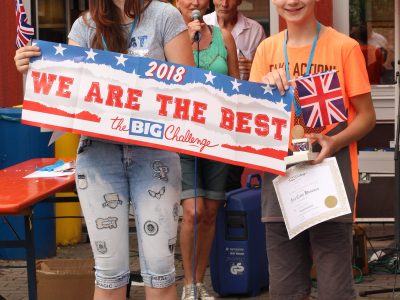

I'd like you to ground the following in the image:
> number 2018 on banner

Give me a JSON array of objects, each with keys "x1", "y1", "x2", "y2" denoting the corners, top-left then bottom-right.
[{"x1": 145, "y1": 61, "x2": 186, "y2": 83}]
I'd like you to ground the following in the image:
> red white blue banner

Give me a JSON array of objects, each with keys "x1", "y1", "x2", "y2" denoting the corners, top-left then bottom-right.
[{"x1": 22, "y1": 40, "x2": 294, "y2": 175}]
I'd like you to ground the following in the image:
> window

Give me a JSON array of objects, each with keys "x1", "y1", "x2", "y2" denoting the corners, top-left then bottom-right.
[{"x1": 37, "y1": 0, "x2": 68, "y2": 43}]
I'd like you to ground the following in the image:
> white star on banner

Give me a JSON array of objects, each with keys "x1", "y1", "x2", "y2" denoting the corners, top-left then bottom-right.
[
  {"x1": 277, "y1": 98, "x2": 288, "y2": 111},
  {"x1": 132, "y1": 69, "x2": 140, "y2": 79},
  {"x1": 54, "y1": 44, "x2": 66, "y2": 56},
  {"x1": 262, "y1": 84, "x2": 274, "y2": 95},
  {"x1": 85, "y1": 48, "x2": 98, "y2": 61},
  {"x1": 115, "y1": 54, "x2": 128, "y2": 66},
  {"x1": 204, "y1": 71, "x2": 216, "y2": 84},
  {"x1": 231, "y1": 78, "x2": 242, "y2": 92}
]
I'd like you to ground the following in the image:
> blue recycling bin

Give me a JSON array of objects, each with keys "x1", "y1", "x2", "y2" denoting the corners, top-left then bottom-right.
[
  {"x1": 0, "y1": 108, "x2": 56, "y2": 259},
  {"x1": 210, "y1": 174, "x2": 269, "y2": 297}
]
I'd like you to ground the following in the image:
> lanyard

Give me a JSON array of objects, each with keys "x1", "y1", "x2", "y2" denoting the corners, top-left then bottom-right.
[
  {"x1": 101, "y1": 17, "x2": 138, "y2": 51},
  {"x1": 284, "y1": 22, "x2": 320, "y2": 117},
  {"x1": 284, "y1": 22, "x2": 320, "y2": 81}
]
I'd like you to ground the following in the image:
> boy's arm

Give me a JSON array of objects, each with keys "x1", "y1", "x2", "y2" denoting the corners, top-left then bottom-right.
[{"x1": 308, "y1": 92, "x2": 376, "y2": 164}]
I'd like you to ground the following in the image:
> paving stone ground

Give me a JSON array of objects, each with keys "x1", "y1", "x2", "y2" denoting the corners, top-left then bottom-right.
[{"x1": 1, "y1": 223, "x2": 400, "y2": 299}]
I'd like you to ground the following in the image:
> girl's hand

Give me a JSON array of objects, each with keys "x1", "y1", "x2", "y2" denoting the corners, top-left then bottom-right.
[
  {"x1": 14, "y1": 46, "x2": 41, "y2": 74},
  {"x1": 261, "y1": 68, "x2": 290, "y2": 95}
]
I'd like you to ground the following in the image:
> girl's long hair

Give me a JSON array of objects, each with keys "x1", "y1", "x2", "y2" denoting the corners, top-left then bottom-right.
[{"x1": 87, "y1": 0, "x2": 147, "y2": 53}]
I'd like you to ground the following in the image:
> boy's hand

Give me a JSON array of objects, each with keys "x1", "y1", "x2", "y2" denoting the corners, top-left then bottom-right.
[
  {"x1": 261, "y1": 68, "x2": 290, "y2": 95},
  {"x1": 307, "y1": 133, "x2": 337, "y2": 164}
]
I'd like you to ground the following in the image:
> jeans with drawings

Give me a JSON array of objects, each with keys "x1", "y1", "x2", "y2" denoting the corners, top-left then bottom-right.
[{"x1": 76, "y1": 138, "x2": 181, "y2": 289}]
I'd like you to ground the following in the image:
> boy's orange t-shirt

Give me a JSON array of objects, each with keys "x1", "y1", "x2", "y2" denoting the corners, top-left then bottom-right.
[{"x1": 250, "y1": 26, "x2": 371, "y2": 221}]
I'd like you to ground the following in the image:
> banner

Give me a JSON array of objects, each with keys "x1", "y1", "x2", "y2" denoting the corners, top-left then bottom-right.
[{"x1": 22, "y1": 40, "x2": 294, "y2": 175}]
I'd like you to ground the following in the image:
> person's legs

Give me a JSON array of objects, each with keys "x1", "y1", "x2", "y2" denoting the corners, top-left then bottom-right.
[
  {"x1": 180, "y1": 197, "x2": 205, "y2": 286},
  {"x1": 145, "y1": 285, "x2": 177, "y2": 299},
  {"x1": 180, "y1": 154, "x2": 206, "y2": 289},
  {"x1": 129, "y1": 146, "x2": 182, "y2": 300},
  {"x1": 195, "y1": 199, "x2": 221, "y2": 283},
  {"x1": 76, "y1": 139, "x2": 130, "y2": 300},
  {"x1": 309, "y1": 222, "x2": 356, "y2": 300},
  {"x1": 179, "y1": 156, "x2": 228, "y2": 299},
  {"x1": 266, "y1": 223, "x2": 312, "y2": 300},
  {"x1": 194, "y1": 160, "x2": 229, "y2": 299},
  {"x1": 93, "y1": 287, "x2": 126, "y2": 300}
]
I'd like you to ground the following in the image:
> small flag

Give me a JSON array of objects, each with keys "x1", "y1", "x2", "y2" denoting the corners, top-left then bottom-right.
[
  {"x1": 15, "y1": 0, "x2": 34, "y2": 48},
  {"x1": 296, "y1": 71, "x2": 347, "y2": 128}
]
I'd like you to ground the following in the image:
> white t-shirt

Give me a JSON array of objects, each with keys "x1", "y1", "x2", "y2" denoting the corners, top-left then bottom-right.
[{"x1": 203, "y1": 11, "x2": 266, "y2": 60}]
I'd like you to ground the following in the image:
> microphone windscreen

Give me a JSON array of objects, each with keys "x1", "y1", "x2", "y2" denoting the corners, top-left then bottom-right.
[{"x1": 191, "y1": 9, "x2": 201, "y2": 21}]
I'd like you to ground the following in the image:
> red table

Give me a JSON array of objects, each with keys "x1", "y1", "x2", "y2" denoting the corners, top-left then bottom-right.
[{"x1": 0, "y1": 158, "x2": 75, "y2": 300}]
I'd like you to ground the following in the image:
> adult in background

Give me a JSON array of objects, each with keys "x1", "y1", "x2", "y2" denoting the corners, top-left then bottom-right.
[
  {"x1": 204, "y1": 0, "x2": 265, "y2": 81},
  {"x1": 15, "y1": 0, "x2": 194, "y2": 299},
  {"x1": 176, "y1": 0, "x2": 239, "y2": 299},
  {"x1": 204, "y1": 0, "x2": 266, "y2": 191}
]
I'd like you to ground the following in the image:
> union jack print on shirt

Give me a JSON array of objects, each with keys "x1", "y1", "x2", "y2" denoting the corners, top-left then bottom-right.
[
  {"x1": 296, "y1": 71, "x2": 347, "y2": 128},
  {"x1": 15, "y1": 0, "x2": 34, "y2": 48}
]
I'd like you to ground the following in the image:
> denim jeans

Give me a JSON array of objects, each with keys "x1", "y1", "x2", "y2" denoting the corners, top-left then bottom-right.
[{"x1": 76, "y1": 138, "x2": 181, "y2": 289}]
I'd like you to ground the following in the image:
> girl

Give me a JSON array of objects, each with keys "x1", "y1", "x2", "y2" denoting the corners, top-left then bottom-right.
[{"x1": 15, "y1": 1, "x2": 195, "y2": 299}]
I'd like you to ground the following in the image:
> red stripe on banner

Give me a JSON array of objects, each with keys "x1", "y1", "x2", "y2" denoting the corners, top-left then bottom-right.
[
  {"x1": 23, "y1": 100, "x2": 101, "y2": 122},
  {"x1": 21, "y1": 119, "x2": 286, "y2": 175},
  {"x1": 221, "y1": 144, "x2": 287, "y2": 160}
]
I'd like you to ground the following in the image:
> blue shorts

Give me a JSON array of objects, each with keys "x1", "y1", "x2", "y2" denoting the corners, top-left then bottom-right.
[
  {"x1": 76, "y1": 138, "x2": 181, "y2": 289},
  {"x1": 180, "y1": 154, "x2": 230, "y2": 200}
]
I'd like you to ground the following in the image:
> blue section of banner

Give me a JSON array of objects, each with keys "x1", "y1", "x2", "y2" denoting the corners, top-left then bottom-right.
[{"x1": 31, "y1": 39, "x2": 293, "y2": 110}]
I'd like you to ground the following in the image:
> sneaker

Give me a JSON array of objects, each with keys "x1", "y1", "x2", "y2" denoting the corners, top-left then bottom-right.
[
  {"x1": 181, "y1": 284, "x2": 198, "y2": 300},
  {"x1": 196, "y1": 283, "x2": 215, "y2": 300}
]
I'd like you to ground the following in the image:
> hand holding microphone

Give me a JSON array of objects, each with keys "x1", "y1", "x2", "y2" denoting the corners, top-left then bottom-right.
[{"x1": 190, "y1": 9, "x2": 202, "y2": 42}]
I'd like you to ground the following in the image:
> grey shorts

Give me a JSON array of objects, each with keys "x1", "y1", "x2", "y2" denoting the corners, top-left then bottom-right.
[
  {"x1": 265, "y1": 222, "x2": 356, "y2": 300},
  {"x1": 180, "y1": 154, "x2": 230, "y2": 200}
]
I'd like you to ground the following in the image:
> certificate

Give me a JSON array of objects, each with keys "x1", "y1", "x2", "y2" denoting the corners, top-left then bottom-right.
[{"x1": 273, "y1": 157, "x2": 351, "y2": 239}]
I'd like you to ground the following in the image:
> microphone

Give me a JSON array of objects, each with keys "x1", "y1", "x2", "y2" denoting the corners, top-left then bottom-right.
[
  {"x1": 191, "y1": 9, "x2": 201, "y2": 42},
  {"x1": 192, "y1": 9, "x2": 201, "y2": 21}
]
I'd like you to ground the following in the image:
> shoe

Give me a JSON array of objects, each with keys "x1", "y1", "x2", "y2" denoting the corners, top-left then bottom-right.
[
  {"x1": 196, "y1": 283, "x2": 215, "y2": 300},
  {"x1": 181, "y1": 284, "x2": 198, "y2": 300}
]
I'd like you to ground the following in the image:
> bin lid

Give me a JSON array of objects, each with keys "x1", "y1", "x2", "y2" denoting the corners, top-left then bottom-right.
[{"x1": 0, "y1": 108, "x2": 22, "y2": 122}]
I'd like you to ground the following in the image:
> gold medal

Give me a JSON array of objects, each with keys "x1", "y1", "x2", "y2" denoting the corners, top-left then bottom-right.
[
  {"x1": 324, "y1": 196, "x2": 338, "y2": 208},
  {"x1": 292, "y1": 125, "x2": 305, "y2": 139}
]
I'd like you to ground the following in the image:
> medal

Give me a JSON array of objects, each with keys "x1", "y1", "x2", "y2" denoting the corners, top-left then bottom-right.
[{"x1": 292, "y1": 124, "x2": 305, "y2": 139}]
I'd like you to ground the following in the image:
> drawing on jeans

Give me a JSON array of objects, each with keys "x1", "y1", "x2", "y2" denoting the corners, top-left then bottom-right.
[
  {"x1": 144, "y1": 220, "x2": 159, "y2": 236},
  {"x1": 152, "y1": 160, "x2": 169, "y2": 181},
  {"x1": 102, "y1": 193, "x2": 123, "y2": 209},
  {"x1": 148, "y1": 186, "x2": 166, "y2": 199}
]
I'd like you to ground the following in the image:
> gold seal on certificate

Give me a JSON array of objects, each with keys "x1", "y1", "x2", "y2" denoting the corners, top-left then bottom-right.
[{"x1": 324, "y1": 196, "x2": 338, "y2": 208}]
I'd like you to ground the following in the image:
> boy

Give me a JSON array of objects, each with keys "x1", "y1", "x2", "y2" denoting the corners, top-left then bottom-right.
[{"x1": 250, "y1": 0, "x2": 376, "y2": 299}]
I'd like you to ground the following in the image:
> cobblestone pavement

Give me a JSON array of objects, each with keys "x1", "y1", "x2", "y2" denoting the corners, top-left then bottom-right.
[{"x1": 1, "y1": 223, "x2": 400, "y2": 299}]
